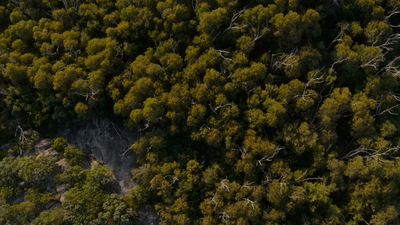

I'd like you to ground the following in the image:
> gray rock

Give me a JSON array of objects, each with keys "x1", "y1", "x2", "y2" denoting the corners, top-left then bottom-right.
[
  {"x1": 21, "y1": 150, "x2": 36, "y2": 158},
  {"x1": 56, "y1": 184, "x2": 69, "y2": 194},
  {"x1": 49, "y1": 188, "x2": 57, "y2": 195},
  {"x1": 45, "y1": 200, "x2": 60, "y2": 210},
  {"x1": 139, "y1": 204, "x2": 159, "y2": 225},
  {"x1": 35, "y1": 139, "x2": 51, "y2": 153},
  {"x1": 60, "y1": 118, "x2": 138, "y2": 194},
  {"x1": 55, "y1": 158, "x2": 69, "y2": 173},
  {"x1": 60, "y1": 194, "x2": 66, "y2": 202},
  {"x1": 37, "y1": 148, "x2": 58, "y2": 158},
  {"x1": 7, "y1": 192, "x2": 26, "y2": 205}
]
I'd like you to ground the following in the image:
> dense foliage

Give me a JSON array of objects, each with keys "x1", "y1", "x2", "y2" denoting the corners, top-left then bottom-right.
[
  {"x1": 0, "y1": 137, "x2": 139, "y2": 224},
  {"x1": 2, "y1": 0, "x2": 400, "y2": 224}
]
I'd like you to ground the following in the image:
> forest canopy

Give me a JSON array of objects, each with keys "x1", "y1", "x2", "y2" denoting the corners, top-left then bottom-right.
[{"x1": 2, "y1": 0, "x2": 400, "y2": 224}]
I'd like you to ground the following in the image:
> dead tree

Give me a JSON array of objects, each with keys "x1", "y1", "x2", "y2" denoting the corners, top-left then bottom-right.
[
  {"x1": 271, "y1": 48, "x2": 298, "y2": 71},
  {"x1": 61, "y1": 0, "x2": 80, "y2": 12},
  {"x1": 207, "y1": 192, "x2": 218, "y2": 208},
  {"x1": 294, "y1": 68, "x2": 325, "y2": 101},
  {"x1": 328, "y1": 24, "x2": 349, "y2": 49},
  {"x1": 296, "y1": 169, "x2": 324, "y2": 182},
  {"x1": 138, "y1": 118, "x2": 151, "y2": 132},
  {"x1": 241, "y1": 181, "x2": 254, "y2": 189},
  {"x1": 340, "y1": 141, "x2": 400, "y2": 164},
  {"x1": 223, "y1": 9, "x2": 246, "y2": 34},
  {"x1": 199, "y1": 124, "x2": 211, "y2": 131},
  {"x1": 243, "y1": 198, "x2": 256, "y2": 210},
  {"x1": 256, "y1": 146, "x2": 284, "y2": 166},
  {"x1": 219, "y1": 211, "x2": 230, "y2": 222},
  {"x1": 164, "y1": 175, "x2": 179, "y2": 184},
  {"x1": 192, "y1": 0, "x2": 198, "y2": 15},
  {"x1": 73, "y1": 75, "x2": 101, "y2": 101},
  {"x1": 220, "y1": 178, "x2": 230, "y2": 192},
  {"x1": 209, "y1": 102, "x2": 235, "y2": 114},
  {"x1": 374, "y1": 93, "x2": 400, "y2": 117},
  {"x1": 377, "y1": 56, "x2": 400, "y2": 77},
  {"x1": 360, "y1": 49, "x2": 385, "y2": 70},
  {"x1": 248, "y1": 22, "x2": 269, "y2": 42},
  {"x1": 216, "y1": 49, "x2": 232, "y2": 61},
  {"x1": 232, "y1": 144, "x2": 247, "y2": 159}
]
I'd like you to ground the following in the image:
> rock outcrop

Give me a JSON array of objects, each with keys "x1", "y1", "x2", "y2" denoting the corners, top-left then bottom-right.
[
  {"x1": 34, "y1": 139, "x2": 51, "y2": 153},
  {"x1": 59, "y1": 119, "x2": 138, "y2": 194},
  {"x1": 140, "y1": 204, "x2": 159, "y2": 225},
  {"x1": 5, "y1": 119, "x2": 159, "y2": 223}
]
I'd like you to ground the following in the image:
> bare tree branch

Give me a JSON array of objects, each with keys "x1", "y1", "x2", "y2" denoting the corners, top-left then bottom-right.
[
  {"x1": 200, "y1": 124, "x2": 211, "y2": 131},
  {"x1": 138, "y1": 118, "x2": 151, "y2": 132},
  {"x1": 216, "y1": 49, "x2": 232, "y2": 61},
  {"x1": 374, "y1": 93, "x2": 400, "y2": 117},
  {"x1": 61, "y1": 0, "x2": 80, "y2": 12},
  {"x1": 207, "y1": 192, "x2": 218, "y2": 208},
  {"x1": 386, "y1": 7, "x2": 400, "y2": 19},
  {"x1": 360, "y1": 50, "x2": 385, "y2": 70},
  {"x1": 271, "y1": 48, "x2": 298, "y2": 71},
  {"x1": 243, "y1": 198, "x2": 256, "y2": 210},
  {"x1": 242, "y1": 181, "x2": 254, "y2": 189},
  {"x1": 294, "y1": 68, "x2": 324, "y2": 101},
  {"x1": 220, "y1": 178, "x2": 230, "y2": 192},
  {"x1": 209, "y1": 102, "x2": 235, "y2": 114},
  {"x1": 256, "y1": 146, "x2": 284, "y2": 166},
  {"x1": 232, "y1": 144, "x2": 247, "y2": 159},
  {"x1": 164, "y1": 175, "x2": 179, "y2": 184},
  {"x1": 248, "y1": 22, "x2": 269, "y2": 42},
  {"x1": 377, "y1": 56, "x2": 400, "y2": 77},
  {"x1": 219, "y1": 211, "x2": 230, "y2": 222},
  {"x1": 223, "y1": 9, "x2": 246, "y2": 34},
  {"x1": 340, "y1": 141, "x2": 400, "y2": 164},
  {"x1": 328, "y1": 24, "x2": 349, "y2": 49},
  {"x1": 192, "y1": 0, "x2": 198, "y2": 15}
]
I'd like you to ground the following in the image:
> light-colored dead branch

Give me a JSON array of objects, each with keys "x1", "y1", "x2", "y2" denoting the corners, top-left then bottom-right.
[
  {"x1": 256, "y1": 146, "x2": 284, "y2": 166},
  {"x1": 164, "y1": 175, "x2": 179, "y2": 184},
  {"x1": 295, "y1": 68, "x2": 324, "y2": 101},
  {"x1": 271, "y1": 48, "x2": 298, "y2": 70},
  {"x1": 328, "y1": 24, "x2": 349, "y2": 49},
  {"x1": 242, "y1": 181, "x2": 254, "y2": 189},
  {"x1": 220, "y1": 178, "x2": 230, "y2": 192},
  {"x1": 223, "y1": 9, "x2": 246, "y2": 34},
  {"x1": 200, "y1": 124, "x2": 211, "y2": 131},
  {"x1": 192, "y1": 0, "x2": 198, "y2": 15},
  {"x1": 207, "y1": 192, "x2": 218, "y2": 208},
  {"x1": 386, "y1": 7, "x2": 400, "y2": 19},
  {"x1": 61, "y1": 0, "x2": 80, "y2": 12},
  {"x1": 377, "y1": 56, "x2": 400, "y2": 77},
  {"x1": 219, "y1": 211, "x2": 230, "y2": 222},
  {"x1": 248, "y1": 22, "x2": 269, "y2": 42},
  {"x1": 216, "y1": 49, "x2": 232, "y2": 61},
  {"x1": 232, "y1": 144, "x2": 247, "y2": 159},
  {"x1": 340, "y1": 141, "x2": 400, "y2": 164},
  {"x1": 374, "y1": 93, "x2": 400, "y2": 117},
  {"x1": 209, "y1": 102, "x2": 235, "y2": 114},
  {"x1": 243, "y1": 198, "x2": 256, "y2": 210},
  {"x1": 138, "y1": 118, "x2": 151, "y2": 132}
]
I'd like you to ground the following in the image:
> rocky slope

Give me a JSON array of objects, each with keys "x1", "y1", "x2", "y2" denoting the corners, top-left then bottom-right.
[{"x1": 59, "y1": 119, "x2": 137, "y2": 194}]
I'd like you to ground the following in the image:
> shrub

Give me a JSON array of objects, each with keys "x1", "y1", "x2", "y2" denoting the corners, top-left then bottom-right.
[
  {"x1": 64, "y1": 146, "x2": 85, "y2": 166},
  {"x1": 50, "y1": 137, "x2": 67, "y2": 151}
]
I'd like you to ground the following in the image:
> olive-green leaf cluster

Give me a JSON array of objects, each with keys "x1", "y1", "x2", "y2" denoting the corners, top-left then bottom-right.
[{"x1": 2, "y1": 0, "x2": 400, "y2": 224}]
